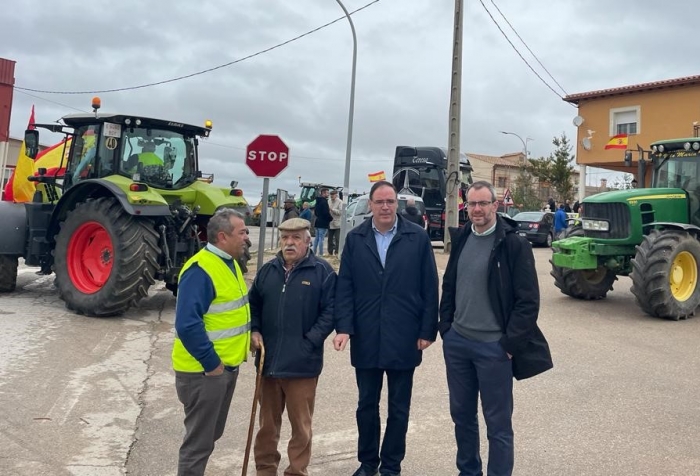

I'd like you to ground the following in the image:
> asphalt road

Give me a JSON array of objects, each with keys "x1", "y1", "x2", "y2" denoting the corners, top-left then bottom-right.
[{"x1": 1, "y1": 245, "x2": 700, "y2": 475}]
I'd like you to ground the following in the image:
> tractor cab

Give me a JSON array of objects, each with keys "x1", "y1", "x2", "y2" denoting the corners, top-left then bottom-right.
[
  {"x1": 648, "y1": 139, "x2": 700, "y2": 226},
  {"x1": 296, "y1": 182, "x2": 343, "y2": 208},
  {"x1": 52, "y1": 113, "x2": 211, "y2": 191}
]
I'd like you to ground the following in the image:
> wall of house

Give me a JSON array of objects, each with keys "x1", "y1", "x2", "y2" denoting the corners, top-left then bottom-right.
[
  {"x1": 574, "y1": 85, "x2": 700, "y2": 172},
  {"x1": 469, "y1": 159, "x2": 494, "y2": 184}
]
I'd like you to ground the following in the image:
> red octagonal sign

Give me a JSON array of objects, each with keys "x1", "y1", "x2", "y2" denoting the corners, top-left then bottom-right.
[{"x1": 246, "y1": 134, "x2": 289, "y2": 178}]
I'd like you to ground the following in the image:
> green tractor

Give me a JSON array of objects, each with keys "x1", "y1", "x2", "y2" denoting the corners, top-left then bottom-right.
[
  {"x1": 0, "y1": 104, "x2": 251, "y2": 316},
  {"x1": 296, "y1": 181, "x2": 343, "y2": 210},
  {"x1": 551, "y1": 137, "x2": 700, "y2": 320}
]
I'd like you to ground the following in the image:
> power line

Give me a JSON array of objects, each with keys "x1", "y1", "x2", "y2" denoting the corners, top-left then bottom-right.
[
  {"x1": 489, "y1": 0, "x2": 568, "y2": 96},
  {"x1": 477, "y1": 0, "x2": 574, "y2": 106},
  {"x1": 14, "y1": 89, "x2": 89, "y2": 113},
  {"x1": 14, "y1": 1, "x2": 380, "y2": 95}
]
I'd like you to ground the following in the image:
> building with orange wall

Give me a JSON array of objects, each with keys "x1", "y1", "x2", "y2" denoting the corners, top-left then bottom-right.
[{"x1": 565, "y1": 75, "x2": 700, "y2": 186}]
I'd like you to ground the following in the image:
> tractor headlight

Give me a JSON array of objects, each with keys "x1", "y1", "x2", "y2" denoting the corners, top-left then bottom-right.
[
  {"x1": 582, "y1": 219, "x2": 610, "y2": 232},
  {"x1": 694, "y1": 142, "x2": 700, "y2": 151}
]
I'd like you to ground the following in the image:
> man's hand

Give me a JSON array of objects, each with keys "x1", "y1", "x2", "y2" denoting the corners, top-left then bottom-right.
[
  {"x1": 507, "y1": 353, "x2": 512, "y2": 360},
  {"x1": 251, "y1": 331, "x2": 263, "y2": 354},
  {"x1": 205, "y1": 362, "x2": 224, "y2": 376},
  {"x1": 333, "y1": 333, "x2": 350, "y2": 351},
  {"x1": 417, "y1": 339, "x2": 433, "y2": 351}
]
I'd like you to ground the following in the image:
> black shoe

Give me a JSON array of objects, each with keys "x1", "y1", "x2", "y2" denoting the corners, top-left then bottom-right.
[
  {"x1": 380, "y1": 473, "x2": 401, "y2": 476},
  {"x1": 352, "y1": 465, "x2": 378, "y2": 476}
]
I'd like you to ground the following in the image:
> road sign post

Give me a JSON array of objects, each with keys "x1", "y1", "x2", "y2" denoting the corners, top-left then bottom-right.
[{"x1": 246, "y1": 135, "x2": 289, "y2": 272}]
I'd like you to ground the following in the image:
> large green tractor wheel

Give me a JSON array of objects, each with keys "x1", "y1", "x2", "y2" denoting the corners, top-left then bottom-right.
[
  {"x1": 53, "y1": 197, "x2": 161, "y2": 316},
  {"x1": 631, "y1": 229, "x2": 700, "y2": 320},
  {"x1": 550, "y1": 226, "x2": 617, "y2": 300},
  {"x1": 0, "y1": 255, "x2": 19, "y2": 292}
]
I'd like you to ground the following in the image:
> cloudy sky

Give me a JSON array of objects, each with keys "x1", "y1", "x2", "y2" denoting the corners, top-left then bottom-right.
[{"x1": 2, "y1": 0, "x2": 698, "y2": 202}]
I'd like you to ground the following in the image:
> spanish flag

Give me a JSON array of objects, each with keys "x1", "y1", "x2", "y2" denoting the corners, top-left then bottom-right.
[
  {"x1": 604, "y1": 134, "x2": 628, "y2": 150},
  {"x1": 368, "y1": 170, "x2": 386, "y2": 182},
  {"x1": 2, "y1": 136, "x2": 72, "y2": 202},
  {"x1": 12, "y1": 106, "x2": 37, "y2": 203},
  {"x1": 35, "y1": 137, "x2": 71, "y2": 174}
]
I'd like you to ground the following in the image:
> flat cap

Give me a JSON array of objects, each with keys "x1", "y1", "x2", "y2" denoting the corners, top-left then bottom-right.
[
  {"x1": 278, "y1": 217, "x2": 311, "y2": 231},
  {"x1": 284, "y1": 198, "x2": 296, "y2": 203}
]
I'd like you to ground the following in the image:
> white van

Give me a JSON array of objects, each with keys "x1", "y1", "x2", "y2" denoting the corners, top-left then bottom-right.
[{"x1": 346, "y1": 193, "x2": 428, "y2": 230}]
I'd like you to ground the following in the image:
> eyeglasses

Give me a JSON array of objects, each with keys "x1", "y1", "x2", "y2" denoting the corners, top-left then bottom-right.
[
  {"x1": 466, "y1": 200, "x2": 494, "y2": 208},
  {"x1": 371, "y1": 199, "x2": 397, "y2": 206}
]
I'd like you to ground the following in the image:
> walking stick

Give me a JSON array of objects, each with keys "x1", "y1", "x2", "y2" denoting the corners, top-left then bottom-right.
[{"x1": 242, "y1": 343, "x2": 265, "y2": 476}]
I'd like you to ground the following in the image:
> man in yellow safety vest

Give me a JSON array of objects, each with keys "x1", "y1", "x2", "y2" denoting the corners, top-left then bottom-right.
[{"x1": 171, "y1": 208, "x2": 251, "y2": 476}]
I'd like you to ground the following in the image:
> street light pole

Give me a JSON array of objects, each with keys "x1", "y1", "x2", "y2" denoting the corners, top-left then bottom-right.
[
  {"x1": 500, "y1": 130, "x2": 532, "y2": 160},
  {"x1": 335, "y1": 0, "x2": 357, "y2": 256}
]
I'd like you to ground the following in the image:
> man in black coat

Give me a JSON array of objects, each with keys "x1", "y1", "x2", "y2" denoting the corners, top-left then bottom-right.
[
  {"x1": 249, "y1": 218, "x2": 336, "y2": 476},
  {"x1": 439, "y1": 181, "x2": 552, "y2": 476},
  {"x1": 401, "y1": 197, "x2": 425, "y2": 229},
  {"x1": 312, "y1": 188, "x2": 333, "y2": 256},
  {"x1": 334, "y1": 181, "x2": 439, "y2": 476}
]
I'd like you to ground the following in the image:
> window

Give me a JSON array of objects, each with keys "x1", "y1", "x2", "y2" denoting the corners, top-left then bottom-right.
[
  {"x1": 497, "y1": 176, "x2": 506, "y2": 188},
  {"x1": 610, "y1": 106, "x2": 640, "y2": 136}
]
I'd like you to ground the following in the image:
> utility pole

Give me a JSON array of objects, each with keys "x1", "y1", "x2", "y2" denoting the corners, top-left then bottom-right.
[{"x1": 444, "y1": 0, "x2": 464, "y2": 254}]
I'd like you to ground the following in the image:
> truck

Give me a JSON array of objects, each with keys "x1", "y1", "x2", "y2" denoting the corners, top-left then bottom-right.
[
  {"x1": 0, "y1": 100, "x2": 251, "y2": 316},
  {"x1": 392, "y1": 146, "x2": 473, "y2": 240},
  {"x1": 551, "y1": 136, "x2": 700, "y2": 320}
]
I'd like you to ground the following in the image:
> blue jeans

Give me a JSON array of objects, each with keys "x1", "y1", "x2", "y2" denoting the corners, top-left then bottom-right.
[
  {"x1": 313, "y1": 228, "x2": 328, "y2": 255},
  {"x1": 442, "y1": 329, "x2": 514, "y2": 476}
]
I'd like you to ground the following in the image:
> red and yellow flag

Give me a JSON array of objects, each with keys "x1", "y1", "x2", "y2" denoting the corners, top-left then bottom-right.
[
  {"x1": 35, "y1": 137, "x2": 71, "y2": 174},
  {"x1": 12, "y1": 106, "x2": 37, "y2": 203},
  {"x1": 368, "y1": 170, "x2": 386, "y2": 182},
  {"x1": 604, "y1": 134, "x2": 628, "y2": 150}
]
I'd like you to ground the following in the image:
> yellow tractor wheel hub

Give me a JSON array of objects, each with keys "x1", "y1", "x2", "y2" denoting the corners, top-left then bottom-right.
[{"x1": 670, "y1": 251, "x2": 698, "y2": 302}]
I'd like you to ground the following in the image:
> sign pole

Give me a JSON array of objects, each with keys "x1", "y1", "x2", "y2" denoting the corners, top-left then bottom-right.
[{"x1": 257, "y1": 177, "x2": 270, "y2": 272}]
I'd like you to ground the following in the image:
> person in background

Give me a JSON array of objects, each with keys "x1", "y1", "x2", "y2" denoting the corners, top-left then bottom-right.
[
  {"x1": 572, "y1": 200, "x2": 580, "y2": 214},
  {"x1": 283, "y1": 199, "x2": 299, "y2": 221},
  {"x1": 401, "y1": 198, "x2": 425, "y2": 229},
  {"x1": 554, "y1": 203, "x2": 568, "y2": 236},
  {"x1": 564, "y1": 200, "x2": 572, "y2": 213},
  {"x1": 312, "y1": 188, "x2": 333, "y2": 256},
  {"x1": 439, "y1": 180, "x2": 552, "y2": 476},
  {"x1": 327, "y1": 190, "x2": 343, "y2": 256},
  {"x1": 334, "y1": 181, "x2": 439, "y2": 476},
  {"x1": 299, "y1": 202, "x2": 313, "y2": 221},
  {"x1": 171, "y1": 209, "x2": 251, "y2": 476},
  {"x1": 249, "y1": 218, "x2": 336, "y2": 476}
]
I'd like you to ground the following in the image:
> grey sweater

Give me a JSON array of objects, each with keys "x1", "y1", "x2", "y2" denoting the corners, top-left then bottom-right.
[{"x1": 452, "y1": 231, "x2": 503, "y2": 342}]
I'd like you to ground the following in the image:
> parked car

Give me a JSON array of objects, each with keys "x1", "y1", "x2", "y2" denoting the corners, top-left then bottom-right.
[
  {"x1": 346, "y1": 193, "x2": 428, "y2": 230},
  {"x1": 512, "y1": 211, "x2": 555, "y2": 247}
]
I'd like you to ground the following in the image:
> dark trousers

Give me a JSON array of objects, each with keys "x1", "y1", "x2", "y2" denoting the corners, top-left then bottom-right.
[
  {"x1": 443, "y1": 329, "x2": 514, "y2": 476},
  {"x1": 175, "y1": 368, "x2": 239, "y2": 476},
  {"x1": 327, "y1": 228, "x2": 340, "y2": 255},
  {"x1": 255, "y1": 377, "x2": 318, "y2": 476},
  {"x1": 355, "y1": 368, "x2": 415, "y2": 474}
]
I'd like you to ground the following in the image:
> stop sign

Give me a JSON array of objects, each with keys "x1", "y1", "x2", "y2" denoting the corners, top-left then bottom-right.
[{"x1": 246, "y1": 135, "x2": 289, "y2": 178}]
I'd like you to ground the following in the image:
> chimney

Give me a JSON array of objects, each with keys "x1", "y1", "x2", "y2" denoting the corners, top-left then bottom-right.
[{"x1": 600, "y1": 178, "x2": 607, "y2": 189}]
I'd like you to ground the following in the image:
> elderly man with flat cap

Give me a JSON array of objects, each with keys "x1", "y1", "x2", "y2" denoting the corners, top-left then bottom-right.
[
  {"x1": 248, "y1": 217, "x2": 337, "y2": 476},
  {"x1": 283, "y1": 198, "x2": 300, "y2": 222}
]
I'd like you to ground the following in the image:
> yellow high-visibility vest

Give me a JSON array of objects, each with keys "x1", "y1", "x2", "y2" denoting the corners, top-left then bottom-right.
[{"x1": 172, "y1": 248, "x2": 250, "y2": 372}]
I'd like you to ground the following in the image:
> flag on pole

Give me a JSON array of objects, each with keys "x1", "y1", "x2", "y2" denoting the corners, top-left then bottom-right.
[
  {"x1": 2, "y1": 136, "x2": 72, "y2": 202},
  {"x1": 604, "y1": 134, "x2": 628, "y2": 150},
  {"x1": 35, "y1": 137, "x2": 71, "y2": 174},
  {"x1": 368, "y1": 170, "x2": 386, "y2": 182},
  {"x1": 11, "y1": 106, "x2": 37, "y2": 203}
]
